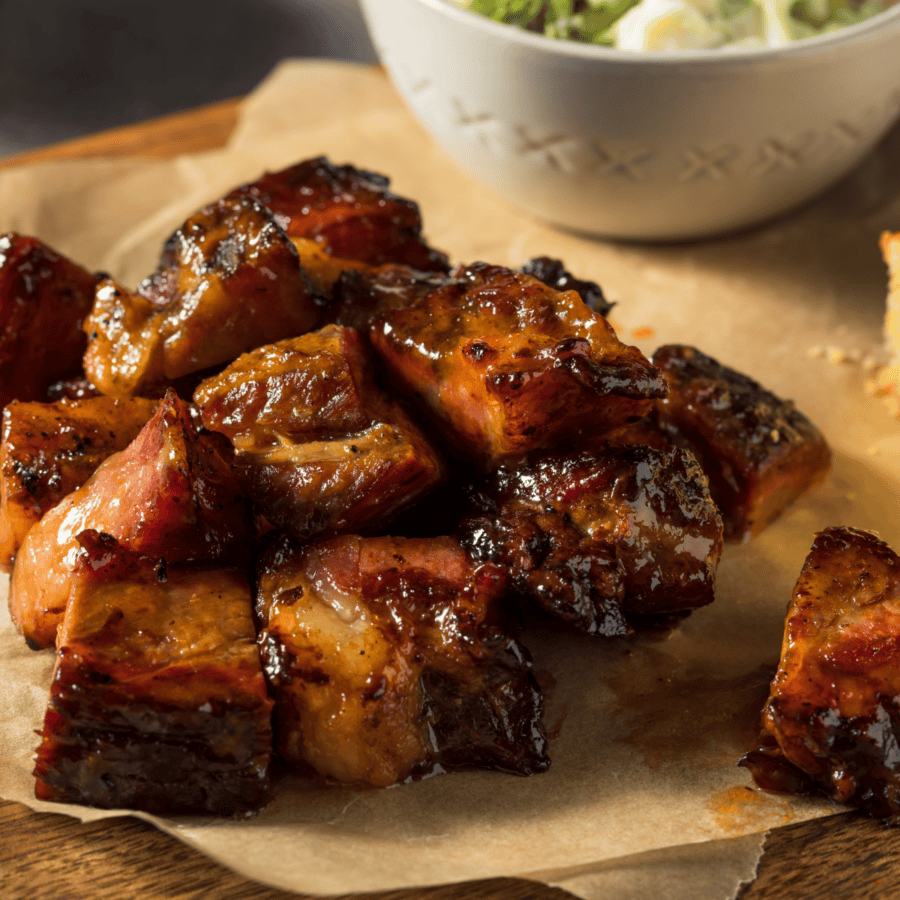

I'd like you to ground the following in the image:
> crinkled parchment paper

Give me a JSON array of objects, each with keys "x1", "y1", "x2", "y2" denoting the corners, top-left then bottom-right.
[{"x1": 2, "y1": 59, "x2": 900, "y2": 900}]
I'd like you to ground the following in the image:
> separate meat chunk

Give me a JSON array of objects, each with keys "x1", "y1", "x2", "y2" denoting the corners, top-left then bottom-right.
[
  {"x1": 230, "y1": 156, "x2": 449, "y2": 273},
  {"x1": 328, "y1": 264, "x2": 452, "y2": 332},
  {"x1": 34, "y1": 531, "x2": 272, "y2": 815},
  {"x1": 0, "y1": 396, "x2": 158, "y2": 570},
  {"x1": 741, "y1": 527, "x2": 900, "y2": 822},
  {"x1": 194, "y1": 325, "x2": 445, "y2": 543},
  {"x1": 9, "y1": 392, "x2": 252, "y2": 649},
  {"x1": 83, "y1": 196, "x2": 321, "y2": 397},
  {"x1": 0, "y1": 234, "x2": 98, "y2": 408},
  {"x1": 461, "y1": 444, "x2": 723, "y2": 636},
  {"x1": 369, "y1": 262, "x2": 667, "y2": 470},
  {"x1": 652, "y1": 345, "x2": 831, "y2": 541},
  {"x1": 256, "y1": 533, "x2": 549, "y2": 787},
  {"x1": 519, "y1": 256, "x2": 614, "y2": 317}
]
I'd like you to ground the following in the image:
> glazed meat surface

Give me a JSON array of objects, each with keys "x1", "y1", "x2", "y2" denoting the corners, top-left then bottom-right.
[
  {"x1": 9, "y1": 392, "x2": 252, "y2": 648},
  {"x1": 256, "y1": 532, "x2": 549, "y2": 786},
  {"x1": 34, "y1": 531, "x2": 272, "y2": 815},
  {"x1": 369, "y1": 262, "x2": 666, "y2": 470},
  {"x1": 194, "y1": 325, "x2": 445, "y2": 542},
  {"x1": 0, "y1": 397, "x2": 159, "y2": 570},
  {"x1": 461, "y1": 444, "x2": 723, "y2": 635},
  {"x1": 519, "y1": 257, "x2": 614, "y2": 318},
  {"x1": 83, "y1": 196, "x2": 321, "y2": 397},
  {"x1": 0, "y1": 234, "x2": 98, "y2": 408},
  {"x1": 741, "y1": 527, "x2": 900, "y2": 822},
  {"x1": 653, "y1": 345, "x2": 831, "y2": 541},
  {"x1": 328, "y1": 264, "x2": 453, "y2": 332},
  {"x1": 230, "y1": 156, "x2": 449, "y2": 273}
]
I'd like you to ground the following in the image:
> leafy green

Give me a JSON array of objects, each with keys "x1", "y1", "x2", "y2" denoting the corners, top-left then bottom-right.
[
  {"x1": 462, "y1": 0, "x2": 889, "y2": 45},
  {"x1": 467, "y1": 0, "x2": 642, "y2": 43}
]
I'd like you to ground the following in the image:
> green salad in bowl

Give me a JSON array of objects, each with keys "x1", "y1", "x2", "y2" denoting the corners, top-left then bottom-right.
[{"x1": 453, "y1": 0, "x2": 891, "y2": 49}]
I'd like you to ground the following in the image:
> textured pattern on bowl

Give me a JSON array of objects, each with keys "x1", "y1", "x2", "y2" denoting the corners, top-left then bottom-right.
[{"x1": 361, "y1": 0, "x2": 900, "y2": 240}]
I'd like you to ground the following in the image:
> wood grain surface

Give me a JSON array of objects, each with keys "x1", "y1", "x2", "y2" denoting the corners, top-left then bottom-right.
[{"x1": 2, "y1": 88, "x2": 900, "y2": 900}]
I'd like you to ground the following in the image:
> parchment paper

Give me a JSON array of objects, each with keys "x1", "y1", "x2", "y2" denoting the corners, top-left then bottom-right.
[{"x1": 2, "y1": 59, "x2": 900, "y2": 899}]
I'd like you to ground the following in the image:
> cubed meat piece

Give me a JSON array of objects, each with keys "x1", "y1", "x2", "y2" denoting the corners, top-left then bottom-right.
[
  {"x1": 9, "y1": 391, "x2": 252, "y2": 648},
  {"x1": 0, "y1": 234, "x2": 98, "y2": 408},
  {"x1": 741, "y1": 527, "x2": 900, "y2": 822},
  {"x1": 83, "y1": 196, "x2": 321, "y2": 397},
  {"x1": 256, "y1": 533, "x2": 549, "y2": 786},
  {"x1": 369, "y1": 262, "x2": 666, "y2": 470},
  {"x1": 328, "y1": 264, "x2": 454, "y2": 332},
  {"x1": 194, "y1": 325, "x2": 445, "y2": 543},
  {"x1": 652, "y1": 345, "x2": 831, "y2": 541},
  {"x1": 460, "y1": 444, "x2": 723, "y2": 635},
  {"x1": 229, "y1": 156, "x2": 449, "y2": 272},
  {"x1": 0, "y1": 396, "x2": 158, "y2": 570},
  {"x1": 518, "y1": 257, "x2": 614, "y2": 317},
  {"x1": 34, "y1": 530, "x2": 272, "y2": 816}
]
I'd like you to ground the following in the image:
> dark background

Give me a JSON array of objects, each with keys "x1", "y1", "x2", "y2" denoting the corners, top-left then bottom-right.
[{"x1": 0, "y1": 0, "x2": 375, "y2": 156}]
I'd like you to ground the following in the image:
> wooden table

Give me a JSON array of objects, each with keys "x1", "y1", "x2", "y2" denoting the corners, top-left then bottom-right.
[{"x1": 2, "y1": 94, "x2": 900, "y2": 900}]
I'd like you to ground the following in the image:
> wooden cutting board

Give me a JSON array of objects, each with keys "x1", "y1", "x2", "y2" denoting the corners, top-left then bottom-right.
[{"x1": 1, "y1": 93, "x2": 900, "y2": 900}]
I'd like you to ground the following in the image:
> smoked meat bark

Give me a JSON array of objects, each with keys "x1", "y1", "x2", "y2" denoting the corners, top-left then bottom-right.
[
  {"x1": 461, "y1": 444, "x2": 723, "y2": 636},
  {"x1": 369, "y1": 262, "x2": 666, "y2": 470},
  {"x1": 83, "y1": 196, "x2": 321, "y2": 397},
  {"x1": 256, "y1": 533, "x2": 549, "y2": 787},
  {"x1": 0, "y1": 234, "x2": 98, "y2": 408},
  {"x1": 34, "y1": 531, "x2": 272, "y2": 816},
  {"x1": 741, "y1": 527, "x2": 900, "y2": 822},
  {"x1": 229, "y1": 156, "x2": 450, "y2": 274},
  {"x1": 518, "y1": 256, "x2": 614, "y2": 317},
  {"x1": 9, "y1": 392, "x2": 252, "y2": 648},
  {"x1": 0, "y1": 397, "x2": 158, "y2": 570},
  {"x1": 194, "y1": 325, "x2": 445, "y2": 543},
  {"x1": 652, "y1": 345, "x2": 831, "y2": 541}
]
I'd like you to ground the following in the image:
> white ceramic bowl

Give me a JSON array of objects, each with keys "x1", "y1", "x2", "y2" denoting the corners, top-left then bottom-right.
[{"x1": 359, "y1": 0, "x2": 900, "y2": 241}]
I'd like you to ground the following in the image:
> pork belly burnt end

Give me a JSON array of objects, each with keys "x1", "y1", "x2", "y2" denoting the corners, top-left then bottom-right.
[
  {"x1": 652, "y1": 345, "x2": 831, "y2": 541},
  {"x1": 9, "y1": 392, "x2": 252, "y2": 649},
  {"x1": 34, "y1": 531, "x2": 272, "y2": 816},
  {"x1": 741, "y1": 527, "x2": 900, "y2": 822},
  {"x1": 83, "y1": 196, "x2": 321, "y2": 397},
  {"x1": 370, "y1": 262, "x2": 666, "y2": 470},
  {"x1": 194, "y1": 325, "x2": 445, "y2": 542},
  {"x1": 461, "y1": 444, "x2": 724, "y2": 636},
  {"x1": 256, "y1": 533, "x2": 549, "y2": 786},
  {"x1": 0, "y1": 234, "x2": 98, "y2": 408},
  {"x1": 0, "y1": 397, "x2": 159, "y2": 570},
  {"x1": 230, "y1": 156, "x2": 449, "y2": 273}
]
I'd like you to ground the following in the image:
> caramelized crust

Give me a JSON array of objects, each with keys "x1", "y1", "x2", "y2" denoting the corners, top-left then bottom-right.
[
  {"x1": 256, "y1": 533, "x2": 549, "y2": 786},
  {"x1": 8, "y1": 392, "x2": 252, "y2": 648},
  {"x1": 0, "y1": 234, "x2": 97, "y2": 408},
  {"x1": 519, "y1": 257, "x2": 614, "y2": 318},
  {"x1": 461, "y1": 444, "x2": 723, "y2": 635},
  {"x1": 741, "y1": 527, "x2": 900, "y2": 822},
  {"x1": 229, "y1": 156, "x2": 449, "y2": 272},
  {"x1": 369, "y1": 262, "x2": 666, "y2": 470},
  {"x1": 82, "y1": 196, "x2": 321, "y2": 397},
  {"x1": 328, "y1": 264, "x2": 453, "y2": 332},
  {"x1": 0, "y1": 397, "x2": 158, "y2": 570},
  {"x1": 34, "y1": 531, "x2": 272, "y2": 815},
  {"x1": 653, "y1": 345, "x2": 831, "y2": 541},
  {"x1": 194, "y1": 325, "x2": 445, "y2": 542}
]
